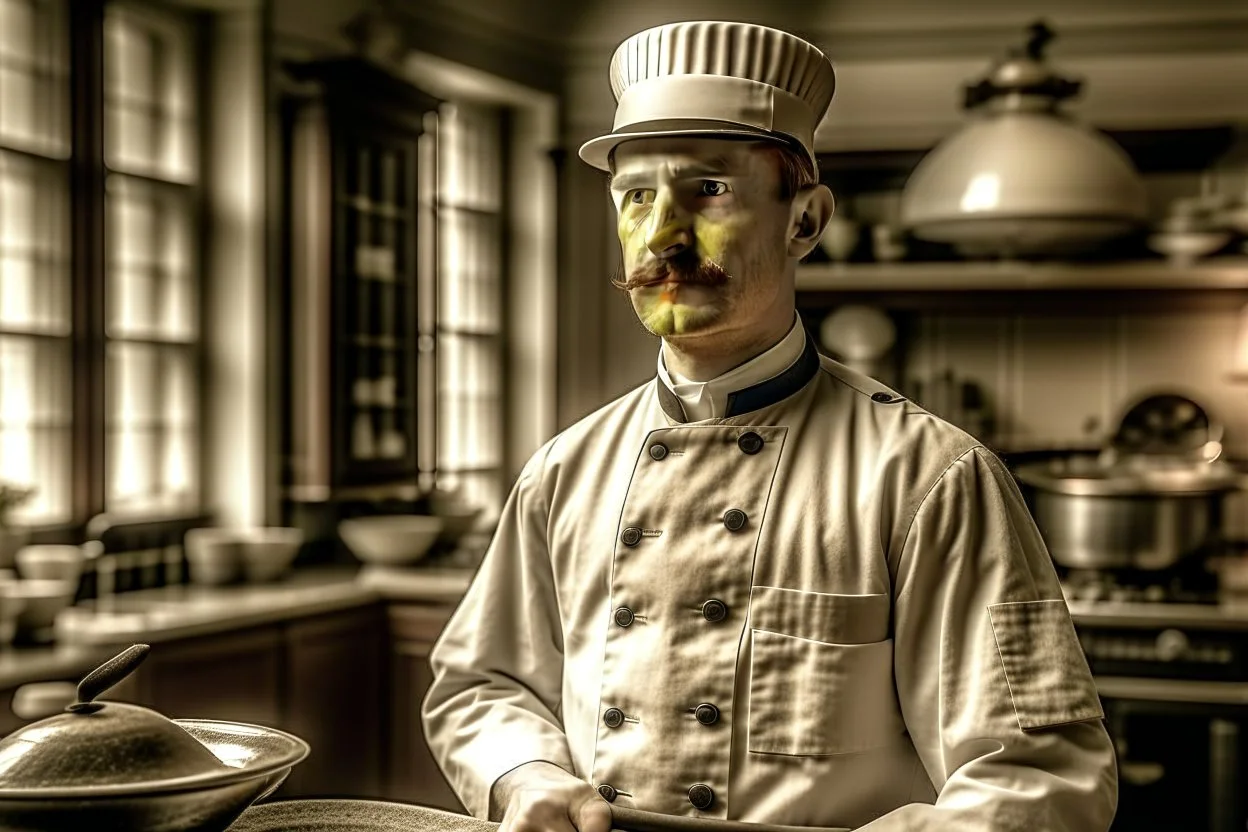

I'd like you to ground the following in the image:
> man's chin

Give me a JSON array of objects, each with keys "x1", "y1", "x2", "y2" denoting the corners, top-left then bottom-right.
[{"x1": 636, "y1": 301, "x2": 722, "y2": 338}]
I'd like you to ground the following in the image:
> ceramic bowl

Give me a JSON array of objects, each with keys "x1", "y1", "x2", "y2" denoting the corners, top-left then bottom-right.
[
  {"x1": 15, "y1": 545, "x2": 85, "y2": 585},
  {"x1": 1147, "y1": 230, "x2": 1233, "y2": 265},
  {"x1": 338, "y1": 515, "x2": 445, "y2": 567},
  {"x1": 0, "y1": 579, "x2": 76, "y2": 642},
  {"x1": 239, "y1": 528, "x2": 304, "y2": 584},
  {"x1": 184, "y1": 528, "x2": 245, "y2": 586},
  {"x1": 818, "y1": 217, "x2": 860, "y2": 262}
]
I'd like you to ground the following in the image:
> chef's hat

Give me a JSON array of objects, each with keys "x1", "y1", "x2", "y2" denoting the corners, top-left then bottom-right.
[{"x1": 578, "y1": 21, "x2": 836, "y2": 173}]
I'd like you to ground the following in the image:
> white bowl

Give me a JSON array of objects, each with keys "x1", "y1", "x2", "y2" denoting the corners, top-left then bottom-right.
[
  {"x1": 338, "y1": 516, "x2": 444, "y2": 567},
  {"x1": 184, "y1": 528, "x2": 245, "y2": 586},
  {"x1": 818, "y1": 217, "x2": 860, "y2": 262},
  {"x1": 1147, "y1": 230, "x2": 1232, "y2": 264},
  {"x1": 2, "y1": 579, "x2": 75, "y2": 642},
  {"x1": 239, "y1": 528, "x2": 304, "y2": 583},
  {"x1": 15, "y1": 545, "x2": 85, "y2": 585},
  {"x1": 185, "y1": 527, "x2": 304, "y2": 585}
]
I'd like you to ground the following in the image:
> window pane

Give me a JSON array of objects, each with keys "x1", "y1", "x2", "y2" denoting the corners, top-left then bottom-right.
[
  {"x1": 0, "y1": 334, "x2": 70, "y2": 523},
  {"x1": 0, "y1": 0, "x2": 69, "y2": 157},
  {"x1": 106, "y1": 342, "x2": 197, "y2": 514},
  {"x1": 105, "y1": 174, "x2": 195, "y2": 341},
  {"x1": 103, "y1": 4, "x2": 196, "y2": 183},
  {"x1": 0, "y1": 151, "x2": 70, "y2": 334}
]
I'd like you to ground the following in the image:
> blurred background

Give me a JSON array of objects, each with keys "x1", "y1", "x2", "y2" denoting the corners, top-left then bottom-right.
[{"x1": 0, "y1": 0, "x2": 1247, "y2": 830}]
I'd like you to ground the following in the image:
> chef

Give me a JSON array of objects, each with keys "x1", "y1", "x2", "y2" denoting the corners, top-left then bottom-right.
[{"x1": 422, "y1": 20, "x2": 1118, "y2": 832}]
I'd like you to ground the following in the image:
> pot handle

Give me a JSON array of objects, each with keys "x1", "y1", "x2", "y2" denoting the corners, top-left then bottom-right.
[{"x1": 610, "y1": 807, "x2": 850, "y2": 832}]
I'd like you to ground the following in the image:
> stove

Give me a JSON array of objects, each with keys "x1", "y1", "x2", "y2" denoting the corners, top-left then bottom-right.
[{"x1": 1057, "y1": 559, "x2": 1248, "y2": 832}]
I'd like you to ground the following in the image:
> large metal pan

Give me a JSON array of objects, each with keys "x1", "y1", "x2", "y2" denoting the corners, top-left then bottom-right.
[{"x1": 229, "y1": 799, "x2": 852, "y2": 832}]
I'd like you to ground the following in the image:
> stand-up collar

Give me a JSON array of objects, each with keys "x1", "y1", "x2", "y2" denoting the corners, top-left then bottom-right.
[{"x1": 656, "y1": 328, "x2": 821, "y2": 423}]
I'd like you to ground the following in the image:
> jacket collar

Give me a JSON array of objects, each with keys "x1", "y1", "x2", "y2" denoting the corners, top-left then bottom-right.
[{"x1": 656, "y1": 329, "x2": 821, "y2": 423}]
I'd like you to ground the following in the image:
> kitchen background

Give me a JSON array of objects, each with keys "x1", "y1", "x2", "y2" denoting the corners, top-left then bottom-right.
[{"x1": 0, "y1": 0, "x2": 1247, "y2": 830}]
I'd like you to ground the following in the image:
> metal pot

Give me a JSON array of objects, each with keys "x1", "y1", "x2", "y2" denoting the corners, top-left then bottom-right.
[
  {"x1": 1013, "y1": 455, "x2": 1243, "y2": 570},
  {"x1": 0, "y1": 644, "x2": 310, "y2": 832}
]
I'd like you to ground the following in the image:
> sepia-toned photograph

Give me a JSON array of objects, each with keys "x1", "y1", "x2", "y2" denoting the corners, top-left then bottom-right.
[{"x1": 0, "y1": 0, "x2": 1245, "y2": 829}]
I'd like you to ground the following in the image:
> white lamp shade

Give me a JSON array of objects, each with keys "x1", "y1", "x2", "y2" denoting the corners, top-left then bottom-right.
[{"x1": 900, "y1": 111, "x2": 1148, "y2": 257}]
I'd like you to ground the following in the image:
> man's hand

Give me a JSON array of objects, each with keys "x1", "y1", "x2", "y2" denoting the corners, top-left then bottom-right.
[{"x1": 492, "y1": 761, "x2": 613, "y2": 832}]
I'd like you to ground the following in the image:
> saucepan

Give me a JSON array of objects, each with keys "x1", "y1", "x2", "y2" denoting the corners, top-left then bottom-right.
[{"x1": 229, "y1": 800, "x2": 853, "y2": 832}]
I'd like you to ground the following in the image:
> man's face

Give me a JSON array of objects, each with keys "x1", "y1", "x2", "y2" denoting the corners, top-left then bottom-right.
[{"x1": 609, "y1": 137, "x2": 795, "y2": 341}]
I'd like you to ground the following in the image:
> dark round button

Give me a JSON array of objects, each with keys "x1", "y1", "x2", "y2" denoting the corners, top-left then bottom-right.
[
  {"x1": 614, "y1": 607, "x2": 635, "y2": 628},
  {"x1": 694, "y1": 703, "x2": 720, "y2": 725},
  {"x1": 621, "y1": 527, "x2": 642, "y2": 547},
  {"x1": 737, "y1": 432, "x2": 764, "y2": 455},
  {"x1": 603, "y1": 707, "x2": 625, "y2": 728},
  {"x1": 688, "y1": 784, "x2": 715, "y2": 810},
  {"x1": 871, "y1": 392, "x2": 894, "y2": 403},
  {"x1": 701, "y1": 599, "x2": 728, "y2": 622},
  {"x1": 722, "y1": 509, "x2": 747, "y2": 532},
  {"x1": 649, "y1": 443, "x2": 669, "y2": 461},
  {"x1": 597, "y1": 784, "x2": 618, "y2": 802}
]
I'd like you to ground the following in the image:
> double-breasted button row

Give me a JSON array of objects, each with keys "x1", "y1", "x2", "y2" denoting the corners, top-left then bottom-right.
[{"x1": 688, "y1": 783, "x2": 715, "y2": 810}]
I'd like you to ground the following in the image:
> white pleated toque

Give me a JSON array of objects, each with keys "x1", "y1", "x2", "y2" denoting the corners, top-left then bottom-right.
[{"x1": 579, "y1": 20, "x2": 836, "y2": 173}]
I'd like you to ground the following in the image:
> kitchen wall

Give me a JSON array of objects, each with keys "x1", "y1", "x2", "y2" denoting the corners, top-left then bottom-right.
[{"x1": 553, "y1": 2, "x2": 1248, "y2": 500}]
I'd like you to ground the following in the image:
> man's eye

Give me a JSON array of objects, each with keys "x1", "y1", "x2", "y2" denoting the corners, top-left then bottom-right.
[
  {"x1": 629, "y1": 189, "x2": 654, "y2": 204},
  {"x1": 700, "y1": 181, "x2": 728, "y2": 197}
]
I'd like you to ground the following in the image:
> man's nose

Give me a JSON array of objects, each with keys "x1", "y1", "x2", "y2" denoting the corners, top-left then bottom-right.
[{"x1": 645, "y1": 191, "x2": 691, "y2": 259}]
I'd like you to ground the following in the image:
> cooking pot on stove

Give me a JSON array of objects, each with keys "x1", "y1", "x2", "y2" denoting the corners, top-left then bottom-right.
[
  {"x1": 0, "y1": 643, "x2": 309, "y2": 832},
  {"x1": 1012, "y1": 393, "x2": 1247, "y2": 571}
]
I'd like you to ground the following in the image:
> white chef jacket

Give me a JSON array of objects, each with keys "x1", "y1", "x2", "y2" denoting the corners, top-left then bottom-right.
[{"x1": 422, "y1": 327, "x2": 1118, "y2": 831}]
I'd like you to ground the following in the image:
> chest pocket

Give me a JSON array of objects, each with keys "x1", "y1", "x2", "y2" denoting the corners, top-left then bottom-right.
[{"x1": 747, "y1": 586, "x2": 905, "y2": 756}]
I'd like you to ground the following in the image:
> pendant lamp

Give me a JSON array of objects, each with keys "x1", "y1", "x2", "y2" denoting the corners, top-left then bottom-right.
[{"x1": 900, "y1": 22, "x2": 1148, "y2": 258}]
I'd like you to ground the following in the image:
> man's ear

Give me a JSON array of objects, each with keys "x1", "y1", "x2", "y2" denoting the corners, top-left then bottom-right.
[{"x1": 787, "y1": 184, "x2": 835, "y2": 259}]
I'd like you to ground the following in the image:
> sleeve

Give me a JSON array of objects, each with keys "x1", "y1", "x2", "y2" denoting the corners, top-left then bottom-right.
[
  {"x1": 420, "y1": 440, "x2": 576, "y2": 819},
  {"x1": 859, "y1": 446, "x2": 1119, "y2": 832}
]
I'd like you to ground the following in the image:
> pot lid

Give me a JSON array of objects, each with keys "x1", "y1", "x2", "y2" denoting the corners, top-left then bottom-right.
[
  {"x1": 900, "y1": 20, "x2": 1147, "y2": 256},
  {"x1": 0, "y1": 644, "x2": 228, "y2": 789},
  {"x1": 1107, "y1": 392, "x2": 1224, "y2": 463}
]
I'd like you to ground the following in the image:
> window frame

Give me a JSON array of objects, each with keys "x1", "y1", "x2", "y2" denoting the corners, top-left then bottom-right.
[{"x1": 2, "y1": 0, "x2": 211, "y2": 539}]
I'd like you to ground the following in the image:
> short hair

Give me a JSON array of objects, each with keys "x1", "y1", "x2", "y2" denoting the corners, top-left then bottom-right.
[
  {"x1": 607, "y1": 138, "x2": 819, "y2": 202},
  {"x1": 763, "y1": 142, "x2": 820, "y2": 201}
]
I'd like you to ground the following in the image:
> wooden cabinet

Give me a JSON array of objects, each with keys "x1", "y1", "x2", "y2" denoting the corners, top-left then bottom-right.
[
  {"x1": 0, "y1": 599, "x2": 465, "y2": 811},
  {"x1": 130, "y1": 627, "x2": 284, "y2": 726},
  {"x1": 385, "y1": 602, "x2": 463, "y2": 811},
  {"x1": 282, "y1": 57, "x2": 441, "y2": 495},
  {"x1": 282, "y1": 605, "x2": 385, "y2": 798}
]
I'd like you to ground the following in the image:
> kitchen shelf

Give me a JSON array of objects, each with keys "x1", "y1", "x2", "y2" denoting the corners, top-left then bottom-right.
[
  {"x1": 795, "y1": 257, "x2": 1248, "y2": 314},
  {"x1": 797, "y1": 257, "x2": 1248, "y2": 292}
]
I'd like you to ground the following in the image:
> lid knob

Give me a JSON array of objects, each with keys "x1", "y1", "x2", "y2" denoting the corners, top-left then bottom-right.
[{"x1": 68, "y1": 643, "x2": 151, "y2": 714}]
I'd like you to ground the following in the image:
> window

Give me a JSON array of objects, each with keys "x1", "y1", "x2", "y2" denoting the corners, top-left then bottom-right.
[
  {"x1": 418, "y1": 102, "x2": 507, "y2": 524},
  {"x1": 0, "y1": 0, "x2": 201, "y2": 527}
]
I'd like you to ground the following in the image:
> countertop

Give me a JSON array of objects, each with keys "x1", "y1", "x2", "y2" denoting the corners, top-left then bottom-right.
[
  {"x1": 1066, "y1": 597, "x2": 1248, "y2": 630},
  {"x1": 0, "y1": 565, "x2": 476, "y2": 691}
]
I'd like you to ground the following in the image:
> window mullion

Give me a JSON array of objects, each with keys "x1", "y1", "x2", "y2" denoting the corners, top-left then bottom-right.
[{"x1": 69, "y1": 0, "x2": 107, "y2": 523}]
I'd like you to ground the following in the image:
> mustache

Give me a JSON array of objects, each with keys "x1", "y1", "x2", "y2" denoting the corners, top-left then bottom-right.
[{"x1": 610, "y1": 252, "x2": 732, "y2": 291}]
